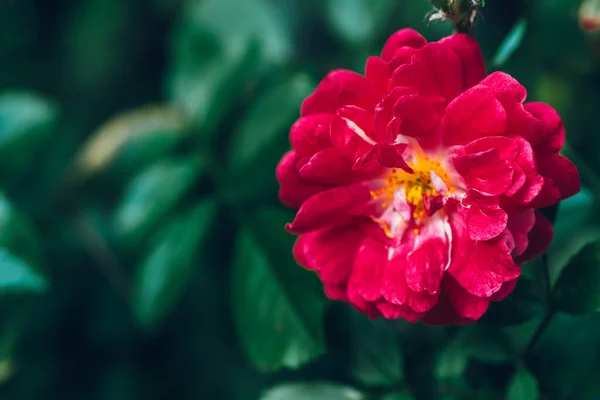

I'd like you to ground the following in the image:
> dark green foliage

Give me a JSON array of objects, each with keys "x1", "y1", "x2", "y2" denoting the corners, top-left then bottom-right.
[{"x1": 0, "y1": 0, "x2": 598, "y2": 399}]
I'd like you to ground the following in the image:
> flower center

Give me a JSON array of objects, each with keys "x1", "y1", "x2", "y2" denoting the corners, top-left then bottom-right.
[{"x1": 371, "y1": 152, "x2": 452, "y2": 235}]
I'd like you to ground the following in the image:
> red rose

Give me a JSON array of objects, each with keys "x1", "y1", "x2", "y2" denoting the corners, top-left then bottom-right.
[{"x1": 276, "y1": 29, "x2": 580, "y2": 325}]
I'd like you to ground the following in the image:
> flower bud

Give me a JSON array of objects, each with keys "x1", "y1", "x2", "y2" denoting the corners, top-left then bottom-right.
[
  {"x1": 580, "y1": 0, "x2": 600, "y2": 33},
  {"x1": 429, "y1": 0, "x2": 484, "y2": 33}
]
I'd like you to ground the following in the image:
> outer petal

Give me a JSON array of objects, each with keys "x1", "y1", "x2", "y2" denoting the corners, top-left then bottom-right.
[
  {"x1": 277, "y1": 151, "x2": 333, "y2": 208},
  {"x1": 443, "y1": 275, "x2": 490, "y2": 320},
  {"x1": 301, "y1": 70, "x2": 385, "y2": 116},
  {"x1": 290, "y1": 114, "x2": 333, "y2": 156},
  {"x1": 391, "y1": 94, "x2": 442, "y2": 147},
  {"x1": 348, "y1": 236, "x2": 389, "y2": 302},
  {"x1": 330, "y1": 106, "x2": 375, "y2": 160},
  {"x1": 536, "y1": 154, "x2": 580, "y2": 202},
  {"x1": 514, "y1": 211, "x2": 554, "y2": 264},
  {"x1": 479, "y1": 72, "x2": 540, "y2": 139},
  {"x1": 442, "y1": 86, "x2": 507, "y2": 146},
  {"x1": 438, "y1": 33, "x2": 486, "y2": 90},
  {"x1": 525, "y1": 102, "x2": 565, "y2": 152},
  {"x1": 505, "y1": 208, "x2": 536, "y2": 257},
  {"x1": 294, "y1": 226, "x2": 364, "y2": 285},
  {"x1": 377, "y1": 301, "x2": 424, "y2": 322},
  {"x1": 325, "y1": 284, "x2": 348, "y2": 301},
  {"x1": 405, "y1": 234, "x2": 448, "y2": 294},
  {"x1": 490, "y1": 278, "x2": 518, "y2": 301},
  {"x1": 391, "y1": 43, "x2": 464, "y2": 103},
  {"x1": 381, "y1": 29, "x2": 427, "y2": 62},
  {"x1": 448, "y1": 212, "x2": 521, "y2": 297},
  {"x1": 365, "y1": 56, "x2": 391, "y2": 91},
  {"x1": 298, "y1": 148, "x2": 382, "y2": 185},
  {"x1": 422, "y1": 289, "x2": 475, "y2": 326},
  {"x1": 464, "y1": 203, "x2": 508, "y2": 241},
  {"x1": 286, "y1": 182, "x2": 379, "y2": 233}
]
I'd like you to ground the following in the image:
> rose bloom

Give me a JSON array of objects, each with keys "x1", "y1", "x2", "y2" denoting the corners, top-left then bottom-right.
[{"x1": 276, "y1": 29, "x2": 579, "y2": 325}]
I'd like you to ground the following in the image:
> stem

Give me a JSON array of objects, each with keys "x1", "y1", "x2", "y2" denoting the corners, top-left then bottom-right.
[
  {"x1": 70, "y1": 211, "x2": 132, "y2": 301},
  {"x1": 522, "y1": 308, "x2": 556, "y2": 358},
  {"x1": 522, "y1": 254, "x2": 556, "y2": 358}
]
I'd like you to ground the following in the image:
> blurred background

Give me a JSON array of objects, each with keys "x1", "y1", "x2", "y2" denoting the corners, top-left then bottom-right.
[{"x1": 0, "y1": 0, "x2": 599, "y2": 399}]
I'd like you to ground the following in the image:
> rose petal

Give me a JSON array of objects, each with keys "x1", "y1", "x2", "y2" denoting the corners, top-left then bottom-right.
[
  {"x1": 277, "y1": 151, "x2": 333, "y2": 208},
  {"x1": 348, "y1": 237, "x2": 389, "y2": 302},
  {"x1": 294, "y1": 226, "x2": 364, "y2": 285},
  {"x1": 442, "y1": 86, "x2": 507, "y2": 146},
  {"x1": 438, "y1": 33, "x2": 486, "y2": 90},
  {"x1": 286, "y1": 182, "x2": 378, "y2": 233},
  {"x1": 301, "y1": 70, "x2": 385, "y2": 116},
  {"x1": 514, "y1": 211, "x2": 554, "y2": 264},
  {"x1": 381, "y1": 29, "x2": 427, "y2": 61},
  {"x1": 444, "y1": 275, "x2": 491, "y2": 320}
]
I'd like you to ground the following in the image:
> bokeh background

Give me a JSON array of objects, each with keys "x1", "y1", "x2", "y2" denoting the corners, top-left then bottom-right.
[{"x1": 0, "y1": 0, "x2": 599, "y2": 399}]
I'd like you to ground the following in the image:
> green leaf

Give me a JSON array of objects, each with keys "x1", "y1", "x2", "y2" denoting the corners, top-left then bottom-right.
[
  {"x1": 0, "y1": 248, "x2": 47, "y2": 294},
  {"x1": 113, "y1": 157, "x2": 205, "y2": 246},
  {"x1": 261, "y1": 382, "x2": 364, "y2": 400},
  {"x1": 346, "y1": 315, "x2": 402, "y2": 387},
  {"x1": 75, "y1": 105, "x2": 187, "y2": 179},
  {"x1": 506, "y1": 367, "x2": 538, "y2": 400},
  {"x1": 326, "y1": 0, "x2": 396, "y2": 45},
  {"x1": 552, "y1": 242, "x2": 600, "y2": 315},
  {"x1": 0, "y1": 92, "x2": 58, "y2": 171},
  {"x1": 547, "y1": 189, "x2": 600, "y2": 285},
  {"x1": 133, "y1": 200, "x2": 217, "y2": 329},
  {"x1": 232, "y1": 208, "x2": 325, "y2": 372},
  {"x1": 228, "y1": 74, "x2": 314, "y2": 173},
  {"x1": 491, "y1": 18, "x2": 528, "y2": 68}
]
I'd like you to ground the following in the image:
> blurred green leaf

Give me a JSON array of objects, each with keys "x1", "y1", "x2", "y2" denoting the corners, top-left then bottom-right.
[
  {"x1": 346, "y1": 316, "x2": 402, "y2": 387},
  {"x1": 168, "y1": 0, "x2": 291, "y2": 137},
  {"x1": 0, "y1": 248, "x2": 46, "y2": 294},
  {"x1": 228, "y1": 74, "x2": 314, "y2": 173},
  {"x1": 547, "y1": 189, "x2": 600, "y2": 285},
  {"x1": 435, "y1": 343, "x2": 468, "y2": 381},
  {"x1": 0, "y1": 92, "x2": 57, "y2": 172},
  {"x1": 552, "y1": 242, "x2": 600, "y2": 315},
  {"x1": 506, "y1": 367, "x2": 538, "y2": 400},
  {"x1": 533, "y1": 313, "x2": 600, "y2": 399},
  {"x1": 455, "y1": 326, "x2": 514, "y2": 364},
  {"x1": 186, "y1": 0, "x2": 291, "y2": 65},
  {"x1": 75, "y1": 105, "x2": 187, "y2": 179},
  {"x1": 326, "y1": 0, "x2": 396, "y2": 45},
  {"x1": 480, "y1": 276, "x2": 544, "y2": 326},
  {"x1": 0, "y1": 194, "x2": 44, "y2": 271},
  {"x1": 233, "y1": 208, "x2": 325, "y2": 372},
  {"x1": 113, "y1": 157, "x2": 206, "y2": 246},
  {"x1": 379, "y1": 393, "x2": 414, "y2": 400},
  {"x1": 261, "y1": 382, "x2": 364, "y2": 400},
  {"x1": 491, "y1": 18, "x2": 528, "y2": 68},
  {"x1": 0, "y1": 359, "x2": 14, "y2": 385},
  {"x1": 133, "y1": 200, "x2": 217, "y2": 329},
  {"x1": 168, "y1": 34, "x2": 261, "y2": 139}
]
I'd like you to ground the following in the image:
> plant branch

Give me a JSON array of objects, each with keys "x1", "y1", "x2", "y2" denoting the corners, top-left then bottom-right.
[{"x1": 522, "y1": 254, "x2": 556, "y2": 359}]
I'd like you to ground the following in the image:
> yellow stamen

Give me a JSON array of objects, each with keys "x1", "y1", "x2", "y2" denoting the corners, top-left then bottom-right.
[{"x1": 370, "y1": 152, "x2": 452, "y2": 230}]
